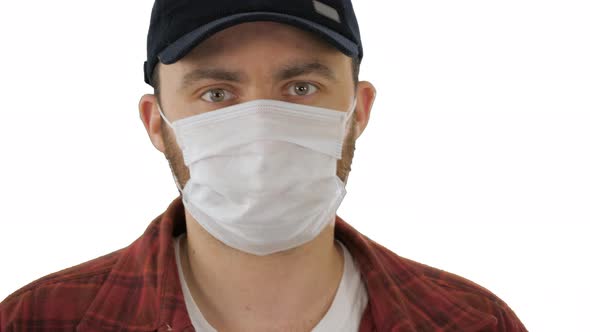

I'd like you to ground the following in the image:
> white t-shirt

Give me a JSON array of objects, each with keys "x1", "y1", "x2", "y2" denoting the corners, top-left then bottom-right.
[{"x1": 174, "y1": 233, "x2": 368, "y2": 331}]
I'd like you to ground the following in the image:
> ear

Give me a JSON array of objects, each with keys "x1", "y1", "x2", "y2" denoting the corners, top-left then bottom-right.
[
  {"x1": 352, "y1": 81, "x2": 377, "y2": 140},
  {"x1": 138, "y1": 94, "x2": 166, "y2": 154}
]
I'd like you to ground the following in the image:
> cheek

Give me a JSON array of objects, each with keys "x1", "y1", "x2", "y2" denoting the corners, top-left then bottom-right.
[{"x1": 161, "y1": 127, "x2": 182, "y2": 159}]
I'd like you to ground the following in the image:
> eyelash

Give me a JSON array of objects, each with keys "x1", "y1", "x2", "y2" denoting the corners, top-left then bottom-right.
[
  {"x1": 287, "y1": 82, "x2": 319, "y2": 97},
  {"x1": 199, "y1": 82, "x2": 320, "y2": 102},
  {"x1": 200, "y1": 88, "x2": 235, "y2": 103}
]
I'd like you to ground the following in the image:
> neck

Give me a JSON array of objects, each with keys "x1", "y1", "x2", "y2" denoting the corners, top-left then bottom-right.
[{"x1": 179, "y1": 212, "x2": 344, "y2": 331}]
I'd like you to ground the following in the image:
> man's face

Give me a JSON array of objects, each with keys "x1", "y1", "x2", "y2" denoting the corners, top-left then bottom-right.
[{"x1": 152, "y1": 21, "x2": 367, "y2": 189}]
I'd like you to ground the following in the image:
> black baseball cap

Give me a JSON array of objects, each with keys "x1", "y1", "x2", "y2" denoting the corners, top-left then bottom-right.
[{"x1": 143, "y1": 0, "x2": 363, "y2": 86}]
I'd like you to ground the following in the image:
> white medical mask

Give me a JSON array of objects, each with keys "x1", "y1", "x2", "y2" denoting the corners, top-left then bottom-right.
[{"x1": 159, "y1": 99, "x2": 356, "y2": 256}]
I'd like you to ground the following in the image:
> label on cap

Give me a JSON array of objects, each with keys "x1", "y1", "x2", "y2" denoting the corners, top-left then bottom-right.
[{"x1": 313, "y1": 0, "x2": 341, "y2": 23}]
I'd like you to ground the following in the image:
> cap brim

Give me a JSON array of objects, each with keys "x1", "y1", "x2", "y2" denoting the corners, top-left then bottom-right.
[{"x1": 157, "y1": 11, "x2": 359, "y2": 65}]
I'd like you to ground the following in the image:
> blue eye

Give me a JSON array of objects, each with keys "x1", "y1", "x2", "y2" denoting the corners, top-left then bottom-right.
[
  {"x1": 201, "y1": 88, "x2": 235, "y2": 102},
  {"x1": 288, "y1": 82, "x2": 318, "y2": 96}
]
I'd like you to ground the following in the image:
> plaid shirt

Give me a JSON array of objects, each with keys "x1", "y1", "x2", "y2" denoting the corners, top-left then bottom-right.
[{"x1": 1, "y1": 196, "x2": 527, "y2": 331}]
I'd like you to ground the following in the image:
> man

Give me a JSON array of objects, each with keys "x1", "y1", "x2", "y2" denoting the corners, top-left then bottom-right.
[{"x1": 0, "y1": 0, "x2": 527, "y2": 331}]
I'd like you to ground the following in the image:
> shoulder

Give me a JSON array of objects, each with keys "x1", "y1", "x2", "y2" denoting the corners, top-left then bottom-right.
[
  {"x1": 399, "y1": 255, "x2": 528, "y2": 331},
  {"x1": 0, "y1": 249, "x2": 122, "y2": 330}
]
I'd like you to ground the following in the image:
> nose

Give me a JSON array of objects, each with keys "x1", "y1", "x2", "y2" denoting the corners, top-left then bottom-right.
[{"x1": 239, "y1": 81, "x2": 283, "y2": 103}]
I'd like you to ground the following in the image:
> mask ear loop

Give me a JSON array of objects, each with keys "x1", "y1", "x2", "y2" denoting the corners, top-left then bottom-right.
[
  {"x1": 157, "y1": 104, "x2": 174, "y2": 128},
  {"x1": 343, "y1": 98, "x2": 358, "y2": 131},
  {"x1": 334, "y1": 98, "x2": 358, "y2": 166},
  {"x1": 157, "y1": 103, "x2": 184, "y2": 193}
]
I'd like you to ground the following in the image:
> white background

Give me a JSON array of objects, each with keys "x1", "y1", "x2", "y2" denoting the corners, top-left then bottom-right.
[{"x1": 0, "y1": 1, "x2": 588, "y2": 330}]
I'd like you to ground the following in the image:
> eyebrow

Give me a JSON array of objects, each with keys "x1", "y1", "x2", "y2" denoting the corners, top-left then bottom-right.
[
  {"x1": 179, "y1": 61, "x2": 337, "y2": 92},
  {"x1": 274, "y1": 61, "x2": 337, "y2": 82},
  {"x1": 180, "y1": 68, "x2": 244, "y2": 91}
]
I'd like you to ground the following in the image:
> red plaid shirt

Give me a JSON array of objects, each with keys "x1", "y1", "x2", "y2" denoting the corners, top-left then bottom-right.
[{"x1": 1, "y1": 196, "x2": 527, "y2": 331}]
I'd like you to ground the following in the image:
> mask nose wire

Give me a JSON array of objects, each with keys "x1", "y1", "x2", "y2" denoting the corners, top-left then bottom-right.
[{"x1": 158, "y1": 98, "x2": 357, "y2": 129}]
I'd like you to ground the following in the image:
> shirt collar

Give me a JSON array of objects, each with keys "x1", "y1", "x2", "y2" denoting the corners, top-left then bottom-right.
[
  {"x1": 335, "y1": 218, "x2": 498, "y2": 331},
  {"x1": 77, "y1": 196, "x2": 191, "y2": 332},
  {"x1": 77, "y1": 196, "x2": 496, "y2": 331}
]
